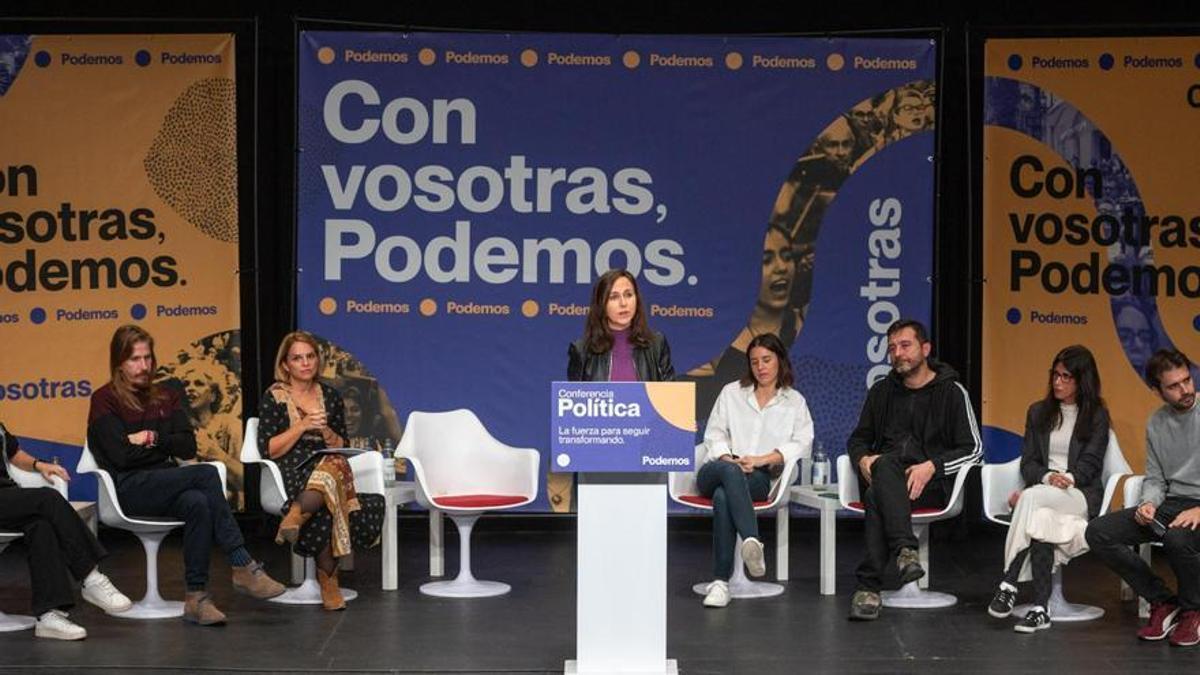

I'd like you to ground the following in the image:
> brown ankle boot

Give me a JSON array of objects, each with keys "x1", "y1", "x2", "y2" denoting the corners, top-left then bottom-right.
[
  {"x1": 317, "y1": 566, "x2": 346, "y2": 611},
  {"x1": 183, "y1": 591, "x2": 226, "y2": 626},
  {"x1": 274, "y1": 503, "x2": 312, "y2": 545},
  {"x1": 232, "y1": 561, "x2": 286, "y2": 600}
]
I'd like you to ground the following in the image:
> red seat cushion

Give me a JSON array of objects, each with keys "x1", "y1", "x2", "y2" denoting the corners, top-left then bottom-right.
[
  {"x1": 847, "y1": 500, "x2": 941, "y2": 516},
  {"x1": 431, "y1": 494, "x2": 527, "y2": 509},
  {"x1": 678, "y1": 495, "x2": 772, "y2": 509}
]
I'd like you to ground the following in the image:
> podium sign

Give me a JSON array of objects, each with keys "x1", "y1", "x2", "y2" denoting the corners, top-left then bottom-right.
[{"x1": 550, "y1": 382, "x2": 695, "y2": 473}]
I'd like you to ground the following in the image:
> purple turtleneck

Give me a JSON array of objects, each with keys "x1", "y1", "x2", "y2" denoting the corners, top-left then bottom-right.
[{"x1": 610, "y1": 328, "x2": 637, "y2": 381}]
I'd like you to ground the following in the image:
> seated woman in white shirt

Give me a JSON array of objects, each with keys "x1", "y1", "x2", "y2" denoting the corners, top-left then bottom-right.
[{"x1": 698, "y1": 333, "x2": 814, "y2": 607}]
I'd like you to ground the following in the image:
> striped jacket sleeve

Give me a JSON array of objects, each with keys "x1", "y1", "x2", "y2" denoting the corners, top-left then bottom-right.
[{"x1": 935, "y1": 382, "x2": 983, "y2": 478}]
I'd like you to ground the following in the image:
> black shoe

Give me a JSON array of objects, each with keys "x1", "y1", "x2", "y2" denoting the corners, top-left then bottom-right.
[
  {"x1": 988, "y1": 584, "x2": 1017, "y2": 618},
  {"x1": 896, "y1": 547, "x2": 925, "y2": 585},
  {"x1": 1014, "y1": 608, "x2": 1051, "y2": 633},
  {"x1": 849, "y1": 590, "x2": 882, "y2": 621}
]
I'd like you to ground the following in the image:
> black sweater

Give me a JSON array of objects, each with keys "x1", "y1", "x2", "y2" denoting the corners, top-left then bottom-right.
[{"x1": 86, "y1": 383, "x2": 196, "y2": 477}]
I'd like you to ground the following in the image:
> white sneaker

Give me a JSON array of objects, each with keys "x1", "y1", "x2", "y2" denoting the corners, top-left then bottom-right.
[
  {"x1": 82, "y1": 570, "x2": 133, "y2": 613},
  {"x1": 702, "y1": 580, "x2": 730, "y2": 608},
  {"x1": 741, "y1": 537, "x2": 766, "y2": 577},
  {"x1": 35, "y1": 610, "x2": 87, "y2": 640}
]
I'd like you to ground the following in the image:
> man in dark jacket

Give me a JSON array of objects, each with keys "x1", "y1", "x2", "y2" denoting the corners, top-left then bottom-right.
[{"x1": 846, "y1": 319, "x2": 982, "y2": 620}]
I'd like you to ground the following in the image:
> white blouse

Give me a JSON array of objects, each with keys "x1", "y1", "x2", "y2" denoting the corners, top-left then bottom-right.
[{"x1": 703, "y1": 381, "x2": 815, "y2": 468}]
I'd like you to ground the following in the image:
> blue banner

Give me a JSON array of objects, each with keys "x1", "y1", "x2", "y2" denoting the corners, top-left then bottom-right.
[{"x1": 297, "y1": 31, "x2": 936, "y2": 510}]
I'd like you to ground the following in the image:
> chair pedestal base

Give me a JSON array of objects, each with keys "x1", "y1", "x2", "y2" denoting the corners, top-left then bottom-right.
[
  {"x1": 420, "y1": 512, "x2": 511, "y2": 598},
  {"x1": 1013, "y1": 572, "x2": 1102, "y2": 621},
  {"x1": 271, "y1": 559, "x2": 358, "y2": 605},
  {"x1": 882, "y1": 581, "x2": 957, "y2": 608},
  {"x1": 1014, "y1": 600, "x2": 1102, "y2": 622},
  {"x1": 421, "y1": 579, "x2": 510, "y2": 598},
  {"x1": 113, "y1": 530, "x2": 185, "y2": 619},
  {"x1": 115, "y1": 599, "x2": 185, "y2": 619},
  {"x1": 1013, "y1": 569, "x2": 1104, "y2": 622},
  {"x1": 271, "y1": 579, "x2": 359, "y2": 605},
  {"x1": 0, "y1": 611, "x2": 36, "y2": 632}
]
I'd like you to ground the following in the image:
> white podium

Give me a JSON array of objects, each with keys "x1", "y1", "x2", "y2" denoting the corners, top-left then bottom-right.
[
  {"x1": 554, "y1": 381, "x2": 693, "y2": 674},
  {"x1": 568, "y1": 476, "x2": 677, "y2": 675}
]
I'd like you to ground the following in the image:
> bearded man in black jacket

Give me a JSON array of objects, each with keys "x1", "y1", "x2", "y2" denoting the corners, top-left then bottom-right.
[{"x1": 846, "y1": 319, "x2": 982, "y2": 621}]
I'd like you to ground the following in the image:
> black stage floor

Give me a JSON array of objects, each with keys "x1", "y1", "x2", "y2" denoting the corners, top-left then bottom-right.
[{"x1": 1, "y1": 513, "x2": 1197, "y2": 674}]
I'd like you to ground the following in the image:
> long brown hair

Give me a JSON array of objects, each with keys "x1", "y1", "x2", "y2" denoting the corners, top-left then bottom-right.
[
  {"x1": 273, "y1": 331, "x2": 323, "y2": 383},
  {"x1": 582, "y1": 269, "x2": 653, "y2": 354},
  {"x1": 109, "y1": 324, "x2": 166, "y2": 412}
]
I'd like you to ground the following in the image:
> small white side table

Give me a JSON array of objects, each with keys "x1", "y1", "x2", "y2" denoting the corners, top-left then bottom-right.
[{"x1": 788, "y1": 484, "x2": 840, "y2": 596}]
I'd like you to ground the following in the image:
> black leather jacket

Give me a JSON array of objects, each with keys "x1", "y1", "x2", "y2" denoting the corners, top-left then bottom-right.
[{"x1": 566, "y1": 331, "x2": 675, "y2": 382}]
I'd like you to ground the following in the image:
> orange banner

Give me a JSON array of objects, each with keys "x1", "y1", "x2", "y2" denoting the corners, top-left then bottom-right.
[
  {"x1": 0, "y1": 34, "x2": 242, "y2": 500},
  {"x1": 983, "y1": 37, "x2": 1200, "y2": 471}
]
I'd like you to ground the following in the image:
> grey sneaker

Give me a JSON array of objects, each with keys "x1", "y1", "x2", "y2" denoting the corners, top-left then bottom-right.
[
  {"x1": 849, "y1": 589, "x2": 882, "y2": 621},
  {"x1": 741, "y1": 537, "x2": 766, "y2": 578},
  {"x1": 896, "y1": 547, "x2": 925, "y2": 585}
]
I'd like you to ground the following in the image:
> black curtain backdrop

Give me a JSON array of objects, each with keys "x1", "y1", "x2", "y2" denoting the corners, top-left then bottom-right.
[{"x1": 2, "y1": 1, "x2": 1197, "y2": 514}]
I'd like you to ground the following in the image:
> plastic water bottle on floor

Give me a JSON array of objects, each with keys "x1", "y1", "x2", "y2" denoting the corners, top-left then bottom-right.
[{"x1": 811, "y1": 442, "x2": 829, "y2": 486}]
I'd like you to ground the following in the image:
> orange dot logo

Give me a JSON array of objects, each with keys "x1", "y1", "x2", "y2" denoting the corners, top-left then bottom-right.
[
  {"x1": 521, "y1": 49, "x2": 538, "y2": 67},
  {"x1": 418, "y1": 48, "x2": 437, "y2": 66},
  {"x1": 318, "y1": 297, "x2": 338, "y2": 316},
  {"x1": 826, "y1": 53, "x2": 845, "y2": 71},
  {"x1": 623, "y1": 51, "x2": 641, "y2": 69},
  {"x1": 725, "y1": 52, "x2": 743, "y2": 70},
  {"x1": 521, "y1": 300, "x2": 540, "y2": 318},
  {"x1": 419, "y1": 299, "x2": 438, "y2": 316},
  {"x1": 317, "y1": 47, "x2": 336, "y2": 65}
]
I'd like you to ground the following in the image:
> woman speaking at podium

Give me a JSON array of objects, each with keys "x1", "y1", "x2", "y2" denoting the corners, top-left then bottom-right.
[
  {"x1": 556, "y1": 269, "x2": 676, "y2": 512},
  {"x1": 567, "y1": 268, "x2": 675, "y2": 384}
]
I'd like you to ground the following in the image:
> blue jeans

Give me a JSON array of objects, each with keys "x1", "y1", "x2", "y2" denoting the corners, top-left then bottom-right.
[
  {"x1": 115, "y1": 464, "x2": 245, "y2": 590},
  {"x1": 697, "y1": 460, "x2": 772, "y2": 580}
]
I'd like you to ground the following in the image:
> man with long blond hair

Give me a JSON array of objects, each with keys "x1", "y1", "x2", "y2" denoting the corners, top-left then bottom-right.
[{"x1": 86, "y1": 325, "x2": 284, "y2": 625}]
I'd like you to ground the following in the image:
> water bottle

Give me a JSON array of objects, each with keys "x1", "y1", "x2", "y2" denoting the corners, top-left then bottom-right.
[
  {"x1": 811, "y1": 442, "x2": 829, "y2": 486},
  {"x1": 381, "y1": 438, "x2": 395, "y2": 484}
]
